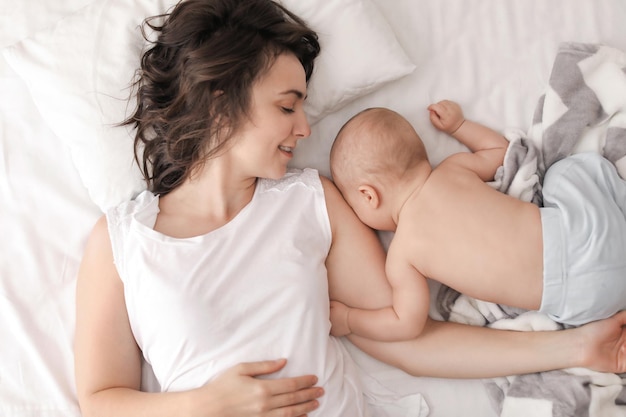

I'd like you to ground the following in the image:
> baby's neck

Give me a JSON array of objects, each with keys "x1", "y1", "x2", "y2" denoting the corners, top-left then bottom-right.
[{"x1": 393, "y1": 163, "x2": 432, "y2": 225}]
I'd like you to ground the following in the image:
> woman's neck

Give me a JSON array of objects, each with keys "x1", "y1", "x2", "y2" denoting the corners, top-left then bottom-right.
[{"x1": 155, "y1": 159, "x2": 257, "y2": 237}]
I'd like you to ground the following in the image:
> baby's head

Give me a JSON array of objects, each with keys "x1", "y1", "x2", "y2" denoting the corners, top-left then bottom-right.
[{"x1": 330, "y1": 107, "x2": 428, "y2": 230}]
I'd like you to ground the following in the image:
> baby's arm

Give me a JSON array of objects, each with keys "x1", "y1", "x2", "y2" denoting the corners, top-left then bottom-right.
[
  {"x1": 428, "y1": 100, "x2": 508, "y2": 181},
  {"x1": 330, "y1": 261, "x2": 430, "y2": 342}
]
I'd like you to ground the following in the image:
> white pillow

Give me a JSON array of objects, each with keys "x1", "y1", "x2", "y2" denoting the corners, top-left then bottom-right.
[
  {"x1": 286, "y1": 0, "x2": 416, "y2": 123},
  {"x1": 3, "y1": 0, "x2": 414, "y2": 211}
]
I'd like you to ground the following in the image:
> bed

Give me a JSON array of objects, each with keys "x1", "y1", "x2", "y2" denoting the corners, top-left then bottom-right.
[{"x1": 2, "y1": 0, "x2": 625, "y2": 416}]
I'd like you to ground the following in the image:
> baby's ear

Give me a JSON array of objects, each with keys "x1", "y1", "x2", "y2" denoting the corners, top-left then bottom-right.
[{"x1": 357, "y1": 184, "x2": 380, "y2": 209}]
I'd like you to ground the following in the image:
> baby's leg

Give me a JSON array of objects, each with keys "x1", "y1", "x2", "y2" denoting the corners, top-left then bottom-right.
[
  {"x1": 577, "y1": 153, "x2": 626, "y2": 218},
  {"x1": 541, "y1": 152, "x2": 626, "y2": 325}
]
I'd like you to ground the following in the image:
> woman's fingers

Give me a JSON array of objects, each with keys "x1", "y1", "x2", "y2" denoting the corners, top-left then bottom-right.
[
  {"x1": 237, "y1": 359, "x2": 320, "y2": 394},
  {"x1": 236, "y1": 358, "x2": 288, "y2": 377},
  {"x1": 266, "y1": 386, "x2": 324, "y2": 416},
  {"x1": 235, "y1": 359, "x2": 324, "y2": 415}
]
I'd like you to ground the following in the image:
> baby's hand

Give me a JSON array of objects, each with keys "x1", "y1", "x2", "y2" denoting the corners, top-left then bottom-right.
[
  {"x1": 329, "y1": 301, "x2": 351, "y2": 337},
  {"x1": 428, "y1": 100, "x2": 465, "y2": 134}
]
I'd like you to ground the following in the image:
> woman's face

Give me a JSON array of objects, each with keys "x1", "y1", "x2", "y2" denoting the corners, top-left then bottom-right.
[{"x1": 230, "y1": 52, "x2": 311, "y2": 180}]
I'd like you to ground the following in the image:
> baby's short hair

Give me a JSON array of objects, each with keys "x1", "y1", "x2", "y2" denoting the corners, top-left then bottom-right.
[{"x1": 330, "y1": 107, "x2": 428, "y2": 189}]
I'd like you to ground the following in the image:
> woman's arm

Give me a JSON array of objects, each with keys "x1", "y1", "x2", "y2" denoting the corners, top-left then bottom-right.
[
  {"x1": 350, "y1": 314, "x2": 626, "y2": 378},
  {"x1": 321, "y1": 176, "x2": 626, "y2": 377},
  {"x1": 75, "y1": 216, "x2": 323, "y2": 417}
]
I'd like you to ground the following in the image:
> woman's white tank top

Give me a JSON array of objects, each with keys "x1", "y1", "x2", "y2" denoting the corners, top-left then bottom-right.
[{"x1": 106, "y1": 168, "x2": 368, "y2": 416}]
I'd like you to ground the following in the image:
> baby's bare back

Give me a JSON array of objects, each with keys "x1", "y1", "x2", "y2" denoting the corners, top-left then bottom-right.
[{"x1": 393, "y1": 162, "x2": 544, "y2": 310}]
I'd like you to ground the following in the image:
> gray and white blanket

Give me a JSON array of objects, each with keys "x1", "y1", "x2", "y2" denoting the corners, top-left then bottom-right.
[{"x1": 435, "y1": 42, "x2": 626, "y2": 417}]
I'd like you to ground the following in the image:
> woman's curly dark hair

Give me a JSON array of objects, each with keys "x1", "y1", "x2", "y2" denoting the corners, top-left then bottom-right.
[{"x1": 123, "y1": 0, "x2": 320, "y2": 195}]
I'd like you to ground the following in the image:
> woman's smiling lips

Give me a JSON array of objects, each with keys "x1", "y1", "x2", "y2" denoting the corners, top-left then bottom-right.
[{"x1": 279, "y1": 145, "x2": 294, "y2": 157}]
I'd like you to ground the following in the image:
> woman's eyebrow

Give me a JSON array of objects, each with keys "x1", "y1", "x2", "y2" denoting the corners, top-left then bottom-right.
[{"x1": 280, "y1": 89, "x2": 306, "y2": 100}]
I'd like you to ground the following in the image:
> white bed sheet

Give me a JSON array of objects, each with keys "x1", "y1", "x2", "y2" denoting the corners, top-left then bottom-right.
[
  {"x1": 2, "y1": 1, "x2": 625, "y2": 417},
  {"x1": 1, "y1": 2, "x2": 101, "y2": 414}
]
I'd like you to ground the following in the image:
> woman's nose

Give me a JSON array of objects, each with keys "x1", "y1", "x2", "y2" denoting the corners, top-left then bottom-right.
[{"x1": 295, "y1": 109, "x2": 311, "y2": 139}]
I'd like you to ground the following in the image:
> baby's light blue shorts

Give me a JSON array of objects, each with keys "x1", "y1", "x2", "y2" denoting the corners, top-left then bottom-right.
[{"x1": 539, "y1": 152, "x2": 626, "y2": 326}]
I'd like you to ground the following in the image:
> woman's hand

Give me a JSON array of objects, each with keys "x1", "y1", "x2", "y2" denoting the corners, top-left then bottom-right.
[
  {"x1": 329, "y1": 301, "x2": 351, "y2": 337},
  {"x1": 576, "y1": 310, "x2": 626, "y2": 374},
  {"x1": 428, "y1": 100, "x2": 465, "y2": 134},
  {"x1": 194, "y1": 359, "x2": 324, "y2": 417}
]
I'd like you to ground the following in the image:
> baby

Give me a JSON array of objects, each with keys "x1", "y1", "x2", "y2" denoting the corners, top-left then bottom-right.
[{"x1": 329, "y1": 100, "x2": 626, "y2": 341}]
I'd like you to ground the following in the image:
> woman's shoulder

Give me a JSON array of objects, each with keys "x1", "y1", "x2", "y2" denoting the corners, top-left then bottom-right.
[
  {"x1": 260, "y1": 168, "x2": 322, "y2": 192},
  {"x1": 106, "y1": 189, "x2": 158, "y2": 227}
]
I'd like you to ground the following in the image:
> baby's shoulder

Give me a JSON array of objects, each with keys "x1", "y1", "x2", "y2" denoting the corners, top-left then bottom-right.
[
  {"x1": 430, "y1": 157, "x2": 483, "y2": 188},
  {"x1": 385, "y1": 227, "x2": 420, "y2": 271}
]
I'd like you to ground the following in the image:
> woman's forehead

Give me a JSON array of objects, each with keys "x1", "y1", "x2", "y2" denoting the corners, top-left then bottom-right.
[{"x1": 254, "y1": 53, "x2": 307, "y2": 95}]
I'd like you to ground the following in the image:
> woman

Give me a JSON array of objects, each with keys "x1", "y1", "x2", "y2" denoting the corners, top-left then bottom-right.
[{"x1": 74, "y1": 0, "x2": 626, "y2": 416}]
